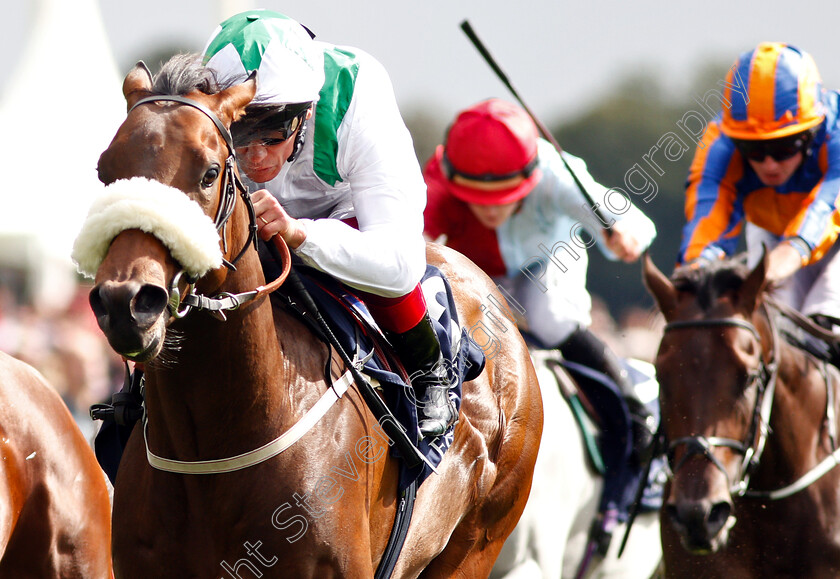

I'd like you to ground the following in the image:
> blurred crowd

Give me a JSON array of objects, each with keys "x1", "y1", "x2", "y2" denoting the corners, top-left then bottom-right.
[
  {"x1": 591, "y1": 297, "x2": 665, "y2": 364},
  {"x1": 0, "y1": 282, "x2": 123, "y2": 442}
]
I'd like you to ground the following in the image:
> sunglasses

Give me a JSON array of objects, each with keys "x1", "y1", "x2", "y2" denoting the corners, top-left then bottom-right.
[
  {"x1": 256, "y1": 134, "x2": 292, "y2": 148},
  {"x1": 732, "y1": 131, "x2": 813, "y2": 162},
  {"x1": 233, "y1": 113, "x2": 305, "y2": 148}
]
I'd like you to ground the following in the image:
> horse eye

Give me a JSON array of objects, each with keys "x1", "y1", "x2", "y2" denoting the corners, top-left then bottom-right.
[{"x1": 201, "y1": 166, "x2": 220, "y2": 188}]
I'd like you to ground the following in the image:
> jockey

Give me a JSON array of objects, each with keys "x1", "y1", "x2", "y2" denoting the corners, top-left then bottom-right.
[
  {"x1": 679, "y1": 42, "x2": 840, "y2": 335},
  {"x1": 422, "y1": 98, "x2": 658, "y2": 461},
  {"x1": 202, "y1": 9, "x2": 456, "y2": 439}
]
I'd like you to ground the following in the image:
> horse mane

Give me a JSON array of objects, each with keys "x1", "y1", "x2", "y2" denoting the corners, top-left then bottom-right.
[
  {"x1": 670, "y1": 253, "x2": 752, "y2": 311},
  {"x1": 149, "y1": 54, "x2": 275, "y2": 145},
  {"x1": 152, "y1": 53, "x2": 219, "y2": 96}
]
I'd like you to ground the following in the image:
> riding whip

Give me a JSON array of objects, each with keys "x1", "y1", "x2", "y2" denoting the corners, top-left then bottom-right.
[{"x1": 459, "y1": 20, "x2": 613, "y2": 234}]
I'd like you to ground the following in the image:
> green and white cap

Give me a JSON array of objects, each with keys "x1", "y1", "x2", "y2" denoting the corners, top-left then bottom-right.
[{"x1": 203, "y1": 10, "x2": 324, "y2": 105}]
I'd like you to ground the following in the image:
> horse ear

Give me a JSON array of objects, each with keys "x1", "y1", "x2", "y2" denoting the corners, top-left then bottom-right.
[
  {"x1": 214, "y1": 72, "x2": 257, "y2": 126},
  {"x1": 739, "y1": 246, "x2": 769, "y2": 314},
  {"x1": 643, "y1": 251, "x2": 677, "y2": 321},
  {"x1": 123, "y1": 61, "x2": 154, "y2": 111}
]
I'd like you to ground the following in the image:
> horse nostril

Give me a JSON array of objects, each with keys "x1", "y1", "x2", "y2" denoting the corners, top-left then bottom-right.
[
  {"x1": 89, "y1": 287, "x2": 109, "y2": 329},
  {"x1": 707, "y1": 501, "x2": 733, "y2": 535},
  {"x1": 132, "y1": 285, "x2": 169, "y2": 328}
]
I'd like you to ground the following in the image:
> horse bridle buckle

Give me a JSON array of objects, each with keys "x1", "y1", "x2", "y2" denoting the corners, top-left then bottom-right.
[{"x1": 168, "y1": 271, "x2": 194, "y2": 319}]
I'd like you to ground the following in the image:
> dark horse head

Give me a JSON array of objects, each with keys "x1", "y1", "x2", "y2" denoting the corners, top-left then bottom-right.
[
  {"x1": 645, "y1": 250, "x2": 840, "y2": 577},
  {"x1": 644, "y1": 252, "x2": 772, "y2": 553}
]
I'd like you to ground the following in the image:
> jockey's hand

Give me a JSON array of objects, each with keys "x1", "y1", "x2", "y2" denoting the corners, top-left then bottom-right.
[
  {"x1": 603, "y1": 221, "x2": 643, "y2": 263},
  {"x1": 250, "y1": 189, "x2": 307, "y2": 249},
  {"x1": 766, "y1": 241, "x2": 804, "y2": 286}
]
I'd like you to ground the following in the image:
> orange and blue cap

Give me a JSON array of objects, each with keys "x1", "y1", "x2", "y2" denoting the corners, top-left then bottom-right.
[{"x1": 721, "y1": 42, "x2": 825, "y2": 141}]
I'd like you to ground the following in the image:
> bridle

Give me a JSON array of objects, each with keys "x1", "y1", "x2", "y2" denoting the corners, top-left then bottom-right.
[
  {"x1": 661, "y1": 305, "x2": 840, "y2": 500},
  {"x1": 661, "y1": 310, "x2": 780, "y2": 497},
  {"x1": 127, "y1": 95, "x2": 290, "y2": 320}
]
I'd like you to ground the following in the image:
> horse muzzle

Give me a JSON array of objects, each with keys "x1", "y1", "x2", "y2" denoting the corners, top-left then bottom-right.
[
  {"x1": 89, "y1": 279, "x2": 169, "y2": 361},
  {"x1": 665, "y1": 494, "x2": 735, "y2": 554},
  {"x1": 664, "y1": 450, "x2": 738, "y2": 554}
]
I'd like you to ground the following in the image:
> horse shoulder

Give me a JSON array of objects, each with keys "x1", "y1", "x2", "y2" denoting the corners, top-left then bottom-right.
[
  {"x1": 0, "y1": 351, "x2": 111, "y2": 576},
  {"x1": 269, "y1": 304, "x2": 402, "y2": 544}
]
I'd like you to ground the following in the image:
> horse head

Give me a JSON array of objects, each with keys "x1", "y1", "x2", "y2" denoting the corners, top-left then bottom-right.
[
  {"x1": 643, "y1": 252, "x2": 772, "y2": 553},
  {"x1": 74, "y1": 57, "x2": 262, "y2": 362}
]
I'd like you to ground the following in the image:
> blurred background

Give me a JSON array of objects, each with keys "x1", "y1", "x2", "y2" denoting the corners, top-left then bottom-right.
[{"x1": 2, "y1": 0, "x2": 839, "y2": 432}]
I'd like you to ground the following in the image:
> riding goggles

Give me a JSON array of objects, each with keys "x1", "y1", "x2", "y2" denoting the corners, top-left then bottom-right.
[
  {"x1": 732, "y1": 130, "x2": 814, "y2": 162},
  {"x1": 249, "y1": 118, "x2": 302, "y2": 148},
  {"x1": 441, "y1": 152, "x2": 539, "y2": 183},
  {"x1": 232, "y1": 102, "x2": 310, "y2": 148}
]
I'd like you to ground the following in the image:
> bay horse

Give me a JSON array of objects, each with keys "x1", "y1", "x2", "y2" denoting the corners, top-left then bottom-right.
[
  {"x1": 77, "y1": 56, "x2": 542, "y2": 577},
  {"x1": 644, "y1": 252, "x2": 840, "y2": 577},
  {"x1": 0, "y1": 350, "x2": 112, "y2": 577},
  {"x1": 491, "y1": 351, "x2": 662, "y2": 579}
]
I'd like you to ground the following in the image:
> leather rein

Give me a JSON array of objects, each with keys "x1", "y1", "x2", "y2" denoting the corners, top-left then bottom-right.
[{"x1": 662, "y1": 303, "x2": 840, "y2": 500}]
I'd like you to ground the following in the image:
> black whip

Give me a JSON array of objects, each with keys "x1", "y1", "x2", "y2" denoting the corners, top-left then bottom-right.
[{"x1": 460, "y1": 20, "x2": 614, "y2": 234}]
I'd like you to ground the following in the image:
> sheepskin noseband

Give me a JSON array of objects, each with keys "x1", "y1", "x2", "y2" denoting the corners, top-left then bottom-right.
[{"x1": 72, "y1": 177, "x2": 224, "y2": 279}]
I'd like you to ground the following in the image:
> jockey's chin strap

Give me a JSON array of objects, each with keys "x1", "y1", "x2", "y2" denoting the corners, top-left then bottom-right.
[{"x1": 128, "y1": 95, "x2": 290, "y2": 320}]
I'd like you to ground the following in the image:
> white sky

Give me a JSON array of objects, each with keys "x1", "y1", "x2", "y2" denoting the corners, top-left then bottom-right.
[{"x1": 4, "y1": 0, "x2": 840, "y2": 125}]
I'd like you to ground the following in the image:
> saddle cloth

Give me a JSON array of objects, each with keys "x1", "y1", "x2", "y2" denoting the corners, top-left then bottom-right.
[{"x1": 561, "y1": 359, "x2": 664, "y2": 515}]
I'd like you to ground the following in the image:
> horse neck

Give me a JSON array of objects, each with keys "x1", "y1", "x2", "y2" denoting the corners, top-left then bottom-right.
[{"x1": 142, "y1": 247, "x2": 303, "y2": 455}]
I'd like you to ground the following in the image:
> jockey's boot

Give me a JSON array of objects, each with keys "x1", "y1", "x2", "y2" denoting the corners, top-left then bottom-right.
[
  {"x1": 387, "y1": 312, "x2": 457, "y2": 439},
  {"x1": 625, "y1": 395, "x2": 656, "y2": 466}
]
